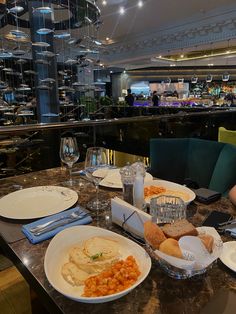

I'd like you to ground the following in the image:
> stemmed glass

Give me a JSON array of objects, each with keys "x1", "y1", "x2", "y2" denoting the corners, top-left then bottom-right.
[
  {"x1": 84, "y1": 147, "x2": 109, "y2": 214},
  {"x1": 60, "y1": 137, "x2": 79, "y2": 186}
]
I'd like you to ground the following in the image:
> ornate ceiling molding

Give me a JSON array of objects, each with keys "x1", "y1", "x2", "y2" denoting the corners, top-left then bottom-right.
[{"x1": 101, "y1": 5, "x2": 236, "y2": 66}]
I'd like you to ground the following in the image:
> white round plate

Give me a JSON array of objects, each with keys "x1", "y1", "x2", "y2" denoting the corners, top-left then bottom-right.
[
  {"x1": 99, "y1": 168, "x2": 153, "y2": 189},
  {"x1": 44, "y1": 225, "x2": 151, "y2": 303},
  {"x1": 144, "y1": 179, "x2": 195, "y2": 205},
  {"x1": 0, "y1": 186, "x2": 78, "y2": 219},
  {"x1": 220, "y1": 241, "x2": 236, "y2": 272}
]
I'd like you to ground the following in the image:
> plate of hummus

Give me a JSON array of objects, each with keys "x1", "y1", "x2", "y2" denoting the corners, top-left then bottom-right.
[{"x1": 44, "y1": 225, "x2": 151, "y2": 303}]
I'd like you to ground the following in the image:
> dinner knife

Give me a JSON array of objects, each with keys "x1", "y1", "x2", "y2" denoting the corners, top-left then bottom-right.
[
  {"x1": 32, "y1": 214, "x2": 89, "y2": 236},
  {"x1": 218, "y1": 222, "x2": 236, "y2": 230}
]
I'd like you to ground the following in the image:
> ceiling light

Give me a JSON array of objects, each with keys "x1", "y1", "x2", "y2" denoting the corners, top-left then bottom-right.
[
  {"x1": 226, "y1": 50, "x2": 231, "y2": 54},
  {"x1": 170, "y1": 64, "x2": 176, "y2": 67},
  {"x1": 110, "y1": 71, "x2": 113, "y2": 74},
  {"x1": 102, "y1": 0, "x2": 107, "y2": 5},
  {"x1": 180, "y1": 54, "x2": 184, "y2": 58},
  {"x1": 119, "y1": 7, "x2": 125, "y2": 15},
  {"x1": 106, "y1": 37, "x2": 110, "y2": 41},
  {"x1": 208, "y1": 63, "x2": 214, "y2": 66},
  {"x1": 138, "y1": 1, "x2": 143, "y2": 8},
  {"x1": 158, "y1": 55, "x2": 162, "y2": 58},
  {"x1": 178, "y1": 78, "x2": 184, "y2": 83}
]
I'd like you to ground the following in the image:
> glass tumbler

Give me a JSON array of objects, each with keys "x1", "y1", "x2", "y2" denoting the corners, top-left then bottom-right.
[{"x1": 150, "y1": 195, "x2": 186, "y2": 224}]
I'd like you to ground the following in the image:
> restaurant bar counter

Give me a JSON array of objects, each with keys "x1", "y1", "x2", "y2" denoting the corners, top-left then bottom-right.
[{"x1": 0, "y1": 165, "x2": 236, "y2": 314}]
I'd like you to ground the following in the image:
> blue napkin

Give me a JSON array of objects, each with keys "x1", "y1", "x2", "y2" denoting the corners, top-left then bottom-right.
[{"x1": 22, "y1": 206, "x2": 92, "y2": 244}]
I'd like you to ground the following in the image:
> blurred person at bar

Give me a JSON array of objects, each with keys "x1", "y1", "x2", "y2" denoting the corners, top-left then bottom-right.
[
  {"x1": 152, "y1": 91, "x2": 159, "y2": 106},
  {"x1": 125, "y1": 88, "x2": 134, "y2": 106}
]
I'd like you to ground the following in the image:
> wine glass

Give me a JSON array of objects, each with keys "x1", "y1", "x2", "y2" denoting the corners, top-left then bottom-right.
[
  {"x1": 60, "y1": 137, "x2": 79, "y2": 186},
  {"x1": 84, "y1": 147, "x2": 109, "y2": 214}
]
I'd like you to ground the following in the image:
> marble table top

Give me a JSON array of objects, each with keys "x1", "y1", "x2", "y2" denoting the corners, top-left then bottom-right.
[{"x1": 0, "y1": 165, "x2": 236, "y2": 314}]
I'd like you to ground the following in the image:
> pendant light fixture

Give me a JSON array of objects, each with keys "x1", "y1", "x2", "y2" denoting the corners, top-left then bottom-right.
[{"x1": 206, "y1": 74, "x2": 212, "y2": 83}]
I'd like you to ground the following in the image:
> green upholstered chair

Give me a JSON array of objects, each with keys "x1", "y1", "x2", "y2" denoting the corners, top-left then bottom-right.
[
  {"x1": 218, "y1": 127, "x2": 236, "y2": 146},
  {"x1": 149, "y1": 138, "x2": 236, "y2": 195}
]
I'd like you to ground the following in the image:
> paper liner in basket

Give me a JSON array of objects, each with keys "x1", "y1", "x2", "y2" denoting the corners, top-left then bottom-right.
[{"x1": 153, "y1": 227, "x2": 223, "y2": 271}]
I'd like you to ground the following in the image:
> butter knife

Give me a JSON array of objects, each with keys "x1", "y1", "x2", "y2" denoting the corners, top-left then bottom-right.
[{"x1": 32, "y1": 213, "x2": 89, "y2": 236}]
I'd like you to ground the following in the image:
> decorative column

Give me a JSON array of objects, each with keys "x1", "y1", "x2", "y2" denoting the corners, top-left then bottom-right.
[{"x1": 28, "y1": 1, "x2": 59, "y2": 123}]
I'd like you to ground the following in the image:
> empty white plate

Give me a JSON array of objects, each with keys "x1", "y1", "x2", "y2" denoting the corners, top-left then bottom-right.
[{"x1": 220, "y1": 241, "x2": 236, "y2": 272}]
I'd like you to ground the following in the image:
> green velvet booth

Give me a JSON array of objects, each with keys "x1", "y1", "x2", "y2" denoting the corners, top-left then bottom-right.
[{"x1": 149, "y1": 138, "x2": 236, "y2": 195}]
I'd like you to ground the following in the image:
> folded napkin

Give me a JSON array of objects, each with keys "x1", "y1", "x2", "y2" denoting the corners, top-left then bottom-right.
[
  {"x1": 111, "y1": 197, "x2": 152, "y2": 238},
  {"x1": 22, "y1": 206, "x2": 92, "y2": 244}
]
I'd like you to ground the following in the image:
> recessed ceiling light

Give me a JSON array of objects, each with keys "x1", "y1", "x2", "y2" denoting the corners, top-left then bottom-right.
[
  {"x1": 208, "y1": 63, "x2": 214, "y2": 66},
  {"x1": 119, "y1": 7, "x2": 125, "y2": 15},
  {"x1": 102, "y1": 0, "x2": 107, "y2": 5},
  {"x1": 180, "y1": 54, "x2": 184, "y2": 58},
  {"x1": 226, "y1": 50, "x2": 231, "y2": 54},
  {"x1": 110, "y1": 70, "x2": 113, "y2": 74},
  {"x1": 106, "y1": 37, "x2": 110, "y2": 41},
  {"x1": 158, "y1": 55, "x2": 162, "y2": 58},
  {"x1": 138, "y1": 1, "x2": 143, "y2": 8}
]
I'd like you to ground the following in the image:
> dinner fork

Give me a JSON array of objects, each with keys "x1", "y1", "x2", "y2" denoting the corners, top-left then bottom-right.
[
  {"x1": 32, "y1": 213, "x2": 90, "y2": 236},
  {"x1": 29, "y1": 211, "x2": 86, "y2": 233}
]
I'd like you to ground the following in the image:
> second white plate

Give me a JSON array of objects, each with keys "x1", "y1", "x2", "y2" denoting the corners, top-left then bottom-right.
[{"x1": 99, "y1": 168, "x2": 153, "y2": 189}]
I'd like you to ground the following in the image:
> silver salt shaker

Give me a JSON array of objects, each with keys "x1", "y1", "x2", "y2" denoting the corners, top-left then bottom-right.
[{"x1": 132, "y1": 161, "x2": 146, "y2": 210}]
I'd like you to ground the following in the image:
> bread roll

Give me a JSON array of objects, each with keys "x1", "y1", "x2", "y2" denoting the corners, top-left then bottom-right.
[
  {"x1": 161, "y1": 219, "x2": 198, "y2": 240},
  {"x1": 159, "y1": 238, "x2": 183, "y2": 259},
  {"x1": 198, "y1": 234, "x2": 214, "y2": 253},
  {"x1": 144, "y1": 221, "x2": 166, "y2": 249}
]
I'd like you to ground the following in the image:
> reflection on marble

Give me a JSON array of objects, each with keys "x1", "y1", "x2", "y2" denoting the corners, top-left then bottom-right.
[{"x1": 1, "y1": 165, "x2": 236, "y2": 313}]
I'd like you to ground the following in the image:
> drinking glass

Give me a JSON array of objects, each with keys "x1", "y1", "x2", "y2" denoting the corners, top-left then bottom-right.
[
  {"x1": 60, "y1": 137, "x2": 79, "y2": 186},
  {"x1": 150, "y1": 195, "x2": 186, "y2": 224},
  {"x1": 84, "y1": 147, "x2": 109, "y2": 214}
]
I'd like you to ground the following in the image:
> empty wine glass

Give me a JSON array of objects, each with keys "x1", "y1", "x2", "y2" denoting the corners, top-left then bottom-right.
[
  {"x1": 60, "y1": 137, "x2": 79, "y2": 186},
  {"x1": 84, "y1": 147, "x2": 109, "y2": 214}
]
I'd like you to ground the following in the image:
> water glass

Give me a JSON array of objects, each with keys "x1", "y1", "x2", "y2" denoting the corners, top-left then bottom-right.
[
  {"x1": 60, "y1": 137, "x2": 79, "y2": 186},
  {"x1": 150, "y1": 195, "x2": 186, "y2": 224}
]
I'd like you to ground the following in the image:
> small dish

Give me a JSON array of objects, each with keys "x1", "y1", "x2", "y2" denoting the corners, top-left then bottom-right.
[{"x1": 220, "y1": 241, "x2": 236, "y2": 272}]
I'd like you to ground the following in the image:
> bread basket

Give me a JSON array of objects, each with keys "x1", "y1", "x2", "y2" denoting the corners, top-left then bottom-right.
[{"x1": 145, "y1": 226, "x2": 223, "y2": 279}]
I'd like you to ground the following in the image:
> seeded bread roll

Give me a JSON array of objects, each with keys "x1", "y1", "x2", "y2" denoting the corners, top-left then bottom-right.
[
  {"x1": 161, "y1": 219, "x2": 198, "y2": 240},
  {"x1": 144, "y1": 221, "x2": 166, "y2": 249},
  {"x1": 159, "y1": 238, "x2": 183, "y2": 259}
]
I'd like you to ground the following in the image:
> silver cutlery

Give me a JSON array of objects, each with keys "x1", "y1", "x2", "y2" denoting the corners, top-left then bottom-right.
[
  {"x1": 30, "y1": 211, "x2": 86, "y2": 233},
  {"x1": 218, "y1": 218, "x2": 236, "y2": 227},
  {"x1": 218, "y1": 221, "x2": 236, "y2": 230},
  {"x1": 32, "y1": 213, "x2": 89, "y2": 236}
]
